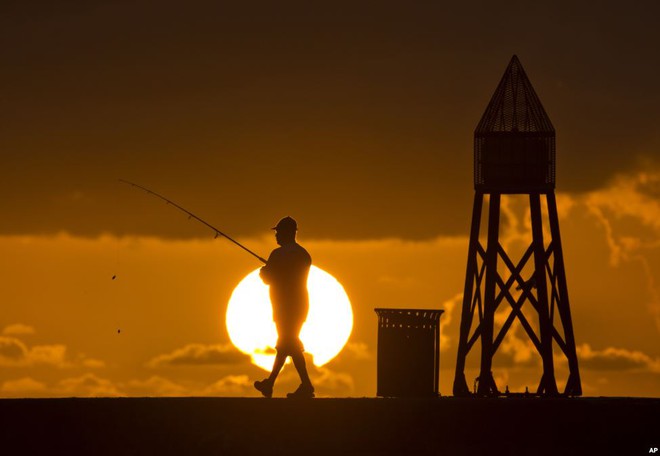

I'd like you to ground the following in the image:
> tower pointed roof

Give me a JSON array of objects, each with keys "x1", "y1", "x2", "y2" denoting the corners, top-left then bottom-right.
[{"x1": 475, "y1": 55, "x2": 554, "y2": 134}]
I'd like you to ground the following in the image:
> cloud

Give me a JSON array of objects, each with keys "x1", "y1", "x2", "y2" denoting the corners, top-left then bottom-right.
[
  {"x1": 310, "y1": 366, "x2": 354, "y2": 395},
  {"x1": 203, "y1": 375, "x2": 253, "y2": 396},
  {"x1": 28, "y1": 344, "x2": 68, "y2": 366},
  {"x1": 2, "y1": 324, "x2": 35, "y2": 336},
  {"x1": 126, "y1": 376, "x2": 188, "y2": 396},
  {"x1": 147, "y1": 343, "x2": 251, "y2": 367},
  {"x1": 555, "y1": 193, "x2": 577, "y2": 220},
  {"x1": 1, "y1": 377, "x2": 47, "y2": 395},
  {"x1": 577, "y1": 344, "x2": 660, "y2": 374},
  {"x1": 439, "y1": 293, "x2": 460, "y2": 352},
  {"x1": 499, "y1": 335, "x2": 538, "y2": 367},
  {"x1": 57, "y1": 373, "x2": 122, "y2": 397},
  {"x1": 0, "y1": 336, "x2": 68, "y2": 368},
  {"x1": 342, "y1": 342, "x2": 372, "y2": 360},
  {"x1": 491, "y1": 314, "x2": 539, "y2": 368},
  {"x1": 582, "y1": 169, "x2": 660, "y2": 331},
  {"x1": 0, "y1": 335, "x2": 106, "y2": 370},
  {"x1": 82, "y1": 358, "x2": 106, "y2": 368},
  {"x1": 587, "y1": 171, "x2": 660, "y2": 235},
  {"x1": 583, "y1": 170, "x2": 660, "y2": 266},
  {"x1": 0, "y1": 337, "x2": 27, "y2": 361}
]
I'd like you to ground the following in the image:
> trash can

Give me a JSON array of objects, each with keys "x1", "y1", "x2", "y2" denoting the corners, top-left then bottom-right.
[{"x1": 374, "y1": 308, "x2": 444, "y2": 397}]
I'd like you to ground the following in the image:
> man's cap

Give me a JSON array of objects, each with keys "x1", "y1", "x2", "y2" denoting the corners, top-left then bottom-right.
[{"x1": 272, "y1": 216, "x2": 298, "y2": 232}]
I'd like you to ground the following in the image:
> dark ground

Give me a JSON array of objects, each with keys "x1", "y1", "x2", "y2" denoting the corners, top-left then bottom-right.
[{"x1": 0, "y1": 397, "x2": 657, "y2": 456}]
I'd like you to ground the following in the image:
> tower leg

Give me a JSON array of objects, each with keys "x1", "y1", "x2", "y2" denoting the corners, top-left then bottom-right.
[
  {"x1": 453, "y1": 193, "x2": 483, "y2": 396},
  {"x1": 530, "y1": 193, "x2": 558, "y2": 396},
  {"x1": 477, "y1": 193, "x2": 500, "y2": 396},
  {"x1": 546, "y1": 192, "x2": 582, "y2": 396},
  {"x1": 454, "y1": 192, "x2": 580, "y2": 397}
]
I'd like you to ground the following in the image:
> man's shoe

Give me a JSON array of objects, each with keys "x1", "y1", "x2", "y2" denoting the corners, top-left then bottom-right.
[
  {"x1": 286, "y1": 383, "x2": 315, "y2": 399},
  {"x1": 254, "y1": 379, "x2": 273, "y2": 398}
]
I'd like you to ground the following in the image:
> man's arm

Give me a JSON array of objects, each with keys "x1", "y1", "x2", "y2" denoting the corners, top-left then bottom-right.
[{"x1": 259, "y1": 249, "x2": 278, "y2": 285}]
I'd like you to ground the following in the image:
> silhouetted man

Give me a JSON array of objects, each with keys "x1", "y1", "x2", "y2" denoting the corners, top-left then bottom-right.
[{"x1": 254, "y1": 216, "x2": 314, "y2": 398}]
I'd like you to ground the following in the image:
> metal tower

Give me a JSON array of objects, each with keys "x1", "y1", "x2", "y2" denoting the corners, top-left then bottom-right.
[{"x1": 453, "y1": 56, "x2": 581, "y2": 397}]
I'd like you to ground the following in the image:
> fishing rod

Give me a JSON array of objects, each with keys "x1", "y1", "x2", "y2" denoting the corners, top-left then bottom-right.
[{"x1": 119, "y1": 179, "x2": 268, "y2": 264}]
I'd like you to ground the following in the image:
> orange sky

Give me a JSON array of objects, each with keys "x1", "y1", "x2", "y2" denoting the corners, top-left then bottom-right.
[
  {"x1": 1, "y1": 1, "x2": 659, "y2": 397},
  {"x1": 1, "y1": 177, "x2": 660, "y2": 397}
]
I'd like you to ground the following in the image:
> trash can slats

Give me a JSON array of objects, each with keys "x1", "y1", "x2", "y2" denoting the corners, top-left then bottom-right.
[{"x1": 374, "y1": 308, "x2": 444, "y2": 397}]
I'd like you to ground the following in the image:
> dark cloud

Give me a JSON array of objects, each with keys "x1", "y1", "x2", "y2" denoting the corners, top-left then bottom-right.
[
  {"x1": 0, "y1": 336, "x2": 99, "y2": 368},
  {"x1": 147, "y1": 343, "x2": 250, "y2": 367},
  {"x1": 1, "y1": 0, "x2": 659, "y2": 240},
  {"x1": 577, "y1": 344, "x2": 660, "y2": 373},
  {"x1": 0, "y1": 337, "x2": 28, "y2": 361}
]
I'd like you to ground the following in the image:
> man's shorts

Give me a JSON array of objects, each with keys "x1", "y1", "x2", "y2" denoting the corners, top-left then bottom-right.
[{"x1": 275, "y1": 319, "x2": 305, "y2": 356}]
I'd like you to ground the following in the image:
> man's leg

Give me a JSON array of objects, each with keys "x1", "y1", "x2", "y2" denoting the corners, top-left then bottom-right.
[
  {"x1": 291, "y1": 351, "x2": 312, "y2": 387},
  {"x1": 254, "y1": 351, "x2": 287, "y2": 398},
  {"x1": 287, "y1": 350, "x2": 314, "y2": 398},
  {"x1": 268, "y1": 352, "x2": 287, "y2": 383}
]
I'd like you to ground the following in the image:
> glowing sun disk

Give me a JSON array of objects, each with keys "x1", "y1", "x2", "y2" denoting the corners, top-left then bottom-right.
[{"x1": 226, "y1": 266, "x2": 353, "y2": 370}]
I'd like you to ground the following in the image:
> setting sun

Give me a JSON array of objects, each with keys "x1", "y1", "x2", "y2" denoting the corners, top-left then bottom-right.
[{"x1": 226, "y1": 266, "x2": 353, "y2": 370}]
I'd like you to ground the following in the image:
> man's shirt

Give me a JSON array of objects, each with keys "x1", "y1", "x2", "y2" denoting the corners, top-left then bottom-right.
[{"x1": 260, "y1": 242, "x2": 312, "y2": 323}]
